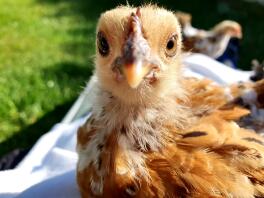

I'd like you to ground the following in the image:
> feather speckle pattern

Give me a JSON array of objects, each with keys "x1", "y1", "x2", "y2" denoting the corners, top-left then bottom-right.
[{"x1": 76, "y1": 5, "x2": 264, "y2": 197}]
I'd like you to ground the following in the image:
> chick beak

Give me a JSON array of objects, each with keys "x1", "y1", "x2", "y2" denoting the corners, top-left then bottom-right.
[
  {"x1": 122, "y1": 8, "x2": 152, "y2": 89},
  {"x1": 123, "y1": 61, "x2": 150, "y2": 89}
]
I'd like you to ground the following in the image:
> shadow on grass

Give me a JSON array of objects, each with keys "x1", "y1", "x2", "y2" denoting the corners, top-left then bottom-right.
[
  {"x1": 0, "y1": 99, "x2": 74, "y2": 158},
  {"x1": 44, "y1": 61, "x2": 93, "y2": 80}
]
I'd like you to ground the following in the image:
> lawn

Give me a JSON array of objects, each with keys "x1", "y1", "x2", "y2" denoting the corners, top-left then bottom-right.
[{"x1": 0, "y1": 0, "x2": 263, "y2": 157}]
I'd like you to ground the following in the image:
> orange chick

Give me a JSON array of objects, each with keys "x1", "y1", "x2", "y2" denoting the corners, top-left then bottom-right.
[{"x1": 76, "y1": 5, "x2": 264, "y2": 198}]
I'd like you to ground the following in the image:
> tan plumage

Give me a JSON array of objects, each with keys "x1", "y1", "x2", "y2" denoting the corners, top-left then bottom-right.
[
  {"x1": 175, "y1": 11, "x2": 242, "y2": 59},
  {"x1": 76, "y1": 5, "x2": 264, "y2": 197}
]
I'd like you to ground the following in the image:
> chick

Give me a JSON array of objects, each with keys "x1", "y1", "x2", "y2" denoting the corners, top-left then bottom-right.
[
  {"x1": 76, "y1": 5, "x2": 264, "y2": 197},
  {"x1": 175, "y1": 11, "x2": 242, "y2": 64}
]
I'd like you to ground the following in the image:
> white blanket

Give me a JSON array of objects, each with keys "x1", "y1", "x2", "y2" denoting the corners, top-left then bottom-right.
[{"x1": 0, "y1": 54, "x2": 252, "y2": 198}]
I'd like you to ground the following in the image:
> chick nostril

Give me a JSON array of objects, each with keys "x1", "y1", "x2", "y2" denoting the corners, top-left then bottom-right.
[{"x1": 111, "y1": 57, "x2": 125, "y2": 82}]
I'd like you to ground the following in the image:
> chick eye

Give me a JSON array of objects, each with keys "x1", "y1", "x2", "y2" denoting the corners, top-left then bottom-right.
[
  {"x1": 165, "y1": 35, "x2": 177, "y2": 57},
  {"x1": 97, "y1": 31, "x2": 109, "y2": 57}
]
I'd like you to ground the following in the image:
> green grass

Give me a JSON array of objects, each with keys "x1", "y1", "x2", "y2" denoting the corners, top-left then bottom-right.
[
  {"x1": 0, "y1": 0, "x2": 263, "y2": 157},
  {"x1": 0, "y1": 0, "x2": 95, "y2": 156}
]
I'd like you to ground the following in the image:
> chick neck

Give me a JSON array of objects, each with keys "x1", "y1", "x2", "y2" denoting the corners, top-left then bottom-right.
[{"x1": 92, "y1": 83, "x2": 192, "y2": 151}]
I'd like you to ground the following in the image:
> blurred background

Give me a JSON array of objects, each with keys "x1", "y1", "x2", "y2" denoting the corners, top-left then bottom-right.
[{"x1": 0, "y1": 0, "x2": 263, "y2": 159}]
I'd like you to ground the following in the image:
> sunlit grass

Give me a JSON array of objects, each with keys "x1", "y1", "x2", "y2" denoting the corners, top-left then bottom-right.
[{"x1": 0, "y1": 0, "x2": 95, "y2": 155}]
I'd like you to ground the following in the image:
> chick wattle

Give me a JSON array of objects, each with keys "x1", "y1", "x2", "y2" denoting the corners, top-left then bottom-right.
[{"x1": 76, "y1": 5, "x2": 264, "y2": 198}]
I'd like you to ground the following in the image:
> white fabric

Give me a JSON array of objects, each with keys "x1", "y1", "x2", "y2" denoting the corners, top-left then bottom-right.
[
  {"x1": 0, "y1": 54, "x2": 253, "y2": 198},
  {"x1": 0, "y1": 118, "x2": 87, "y2": 198}
]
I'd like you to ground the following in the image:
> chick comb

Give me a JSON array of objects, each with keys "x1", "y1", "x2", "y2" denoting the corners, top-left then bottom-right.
[
  {"x1": 136, "y1": 7, "x2": 141, "y2": 17},
  {"x1": 129, "y1": 8, "x2": 142, "y2": 35}
]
